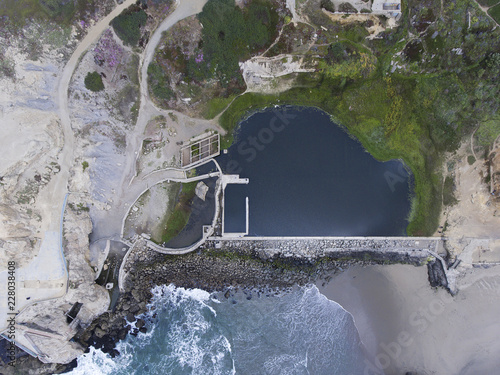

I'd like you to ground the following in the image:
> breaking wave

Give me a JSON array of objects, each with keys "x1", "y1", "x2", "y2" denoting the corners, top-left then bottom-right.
[{"x1": 69, "y1": 284, "x2": 367, "y2": 374}]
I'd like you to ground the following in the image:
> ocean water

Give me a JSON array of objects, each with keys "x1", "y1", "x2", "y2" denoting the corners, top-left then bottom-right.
[{"x1": 69, "y1": 284, "x2": 369, "y2": 375}]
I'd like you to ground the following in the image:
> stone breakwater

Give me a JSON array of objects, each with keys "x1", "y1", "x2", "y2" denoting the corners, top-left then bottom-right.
[{"x1": 204, "y1": 237, "x2": 441, "y2": 263}]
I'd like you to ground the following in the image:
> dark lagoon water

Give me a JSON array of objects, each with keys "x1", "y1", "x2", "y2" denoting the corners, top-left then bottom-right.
[{"x1": 218, "y1": 106, "x2": 412, "y2": 236}]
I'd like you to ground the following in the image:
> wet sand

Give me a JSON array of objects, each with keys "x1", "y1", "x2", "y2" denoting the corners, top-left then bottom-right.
[{"x1": 317, "y1": 264, "x2": 500, "y2": 375}]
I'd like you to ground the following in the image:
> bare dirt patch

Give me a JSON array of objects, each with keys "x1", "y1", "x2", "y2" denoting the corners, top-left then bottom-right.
[
  {"x1": 123, "y1": 181, "x2": 180, "y2": 241},
  {"x1": 322, "y1": 11, "x2": 393, "y2": 38},
  {"x1": 441, "y1": 141, "x2": 500, "y2": 250}
]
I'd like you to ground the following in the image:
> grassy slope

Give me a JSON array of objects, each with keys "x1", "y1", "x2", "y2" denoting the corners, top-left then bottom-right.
[
  {"x1": 477, "y1": 0, "x2": 499, "y2": 6},
  {"x1": 488, "y1": 3, "x2": 500, "y2": 23},
  {"x1": 0, "y1": 0, "x2": 106, "y2": 27},
  {"x1": 0, "y1": 0, "x2": 45, "y2": 24},
  {"x1": 159, "y1": 181, "x2": 198, "y2": 244}
]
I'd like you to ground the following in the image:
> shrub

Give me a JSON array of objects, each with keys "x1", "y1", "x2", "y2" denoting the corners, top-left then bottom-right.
[
  {"x1": 82, "y1": 161, "x2": 89, "y2": 171},
  {"x1": 326, "y1": 42, "x2": 349, "y2": 63},
  {"x1": 111, "y1": 6, "x2": 147, "y2": 46},
  {"x1": 320, "y1": 0, "x2": 335, "y2": 12},
  {"x1": 94, "y1": 29, "x2": 124, "y2": 68},
  {"x1": 148, "y1": 62, "x2": 174, "y2": 101},
  {"x1": 0, "y1": 51, "x2": 15, "y2": 79},
  {"x1": 443, "y1": 176, "x2": 458, "y2": 206},
  {"x1": 477, "y1": 0, "x2": 499, "y2": 6},
  {"x1": 160, "y1": 182, "x2": 197, "y2": 243},
  {"x1": 84, "y1": 71, "x2": 104, "y2": 92},
  {"x1": 339, "y1": 2, "x2": 358, "y2": 13},
  {"x1": 467, "y1": 155, "x2": 476, "y2": 165},
  {"x1": 476, "y1": 116, "x2": 500, "y2": 146}
]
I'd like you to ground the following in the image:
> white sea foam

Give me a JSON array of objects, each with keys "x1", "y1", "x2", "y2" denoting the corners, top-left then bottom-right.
[
  {"x1": 69, "y1": 284, "x2": 366, "y2": 375},
  {"x1": 66, "y1": 346, "x2": 132, "y2": 375},
  {"x1": 148, "y1": 284, "x2": 216, "y2": 316},
  {"x1": 315, "y1": 284, "x2": 371, "y2": 358},
  {"x1": 145, "y1": 284, "x2": 232, "y2": 374}
]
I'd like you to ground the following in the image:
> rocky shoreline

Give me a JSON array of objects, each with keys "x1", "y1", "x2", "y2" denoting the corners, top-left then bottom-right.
[
  {"x1": 71, "y1": 242, "x2": 430, "y2": 363},
  {"x1": 2, "y1": 243, "x2": 434, "y2": 374}
]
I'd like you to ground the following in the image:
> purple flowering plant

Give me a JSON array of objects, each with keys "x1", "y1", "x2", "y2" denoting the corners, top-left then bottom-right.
[{"x1": 93, "y1": 29, "x2": 124, "y2": 68}]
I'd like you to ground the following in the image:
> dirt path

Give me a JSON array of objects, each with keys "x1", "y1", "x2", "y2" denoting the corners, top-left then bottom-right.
[
  {"x1": 36, "y1": 0, "x2": 137, "y2": 235},
  {"x1": 121, "y1": 0, "x2": 210, "y2": 189}
]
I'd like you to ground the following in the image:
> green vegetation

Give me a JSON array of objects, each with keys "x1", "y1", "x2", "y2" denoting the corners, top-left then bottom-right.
[
  {"x1": 0, "y1": 0, "x2": 111, "y2": 28},
  {"x1": 111, "y1": 5, "x2": 147, "y2": 47},
  {"x1": 338, "y1": 2, "x2": 358, "y2": 13},
  {"x1": 477, "y1": 0, "x2": 499, "y2": 6},
  {"x1": 76, "y1": 202, "x2": 90, "y2": 212},
  {"x1": 160, "y1": 181, "x2": 198, "y2": 244},
  {"x1": 126, "y1": 53, "x2": 140, "y2": 86},
  {"x1": 320, "y1": 0, "x2": 335, "y2": 12},
  {"x1": 0, "y1": 51, "x2": 15, "y2": 79},
  {"x1": 82, "y1": 161, "x2": 89, "y2": 171},
  {"x1": 84, "y1": 71, "x2": 104, "y2": 92},
  {"x1": 148, "y1": 0, "x2": 282, "y2": 116},
  {"x1": 197, "y1": 0, "x2": 279, "y2": 86},
  {"x1": 39, "y1": 0, "x2": 74, "y2": 20},
  {"x1": 131, "y1": 100, "x2": 140, "y2": 125},
  {"x1": 319, "y1": 42, "x2": 377, "y2": 80},
  {"x1": 443, "y1": 176, "x2": 458, "y2": 206},
  {"x1": 0, "y1": 0, "x2": 45, "y2": 26},
  {"x1": 168, "y1": 112, "x2": 178, "y2": 122},
  {"x1": 147, "y1": 62, "x2": 174, "y2": 103},
  {"x1": 476, "y1": 116, "x2": 500, "y2": 146},
  {"x1": 0, "y1": 0, "x2": 74, "y2": 26},
  {"x1": 114, "y1": 83, "x2": 140, "y2": 124},
  {"x1": 467, "y1": 155, "x2": 476, "y2": 165},
  {"x1": 488, "y1": 3, "x2": 500, "y2": 23},
  {"x1": 201, "y1": 96, "x2": 236, "y2": 119}
]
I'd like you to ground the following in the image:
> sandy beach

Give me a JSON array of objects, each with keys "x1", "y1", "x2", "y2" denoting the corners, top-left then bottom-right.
[{"x1": 317, "y1": 264, "x2": 500, "y2": 375}]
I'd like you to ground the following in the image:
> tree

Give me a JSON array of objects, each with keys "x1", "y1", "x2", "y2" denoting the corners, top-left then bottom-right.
[
  {"x1": 84, "y1": 71, "x2": 104, "y2": 92},
  {"x1": 111, "y1": 7, "x2": 147, "y2": 46}
]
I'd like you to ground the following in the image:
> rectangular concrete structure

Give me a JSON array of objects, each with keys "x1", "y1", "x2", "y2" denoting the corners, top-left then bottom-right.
[{"x1": 181, "y1": 133, "x2": 220, "y2": 168}]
